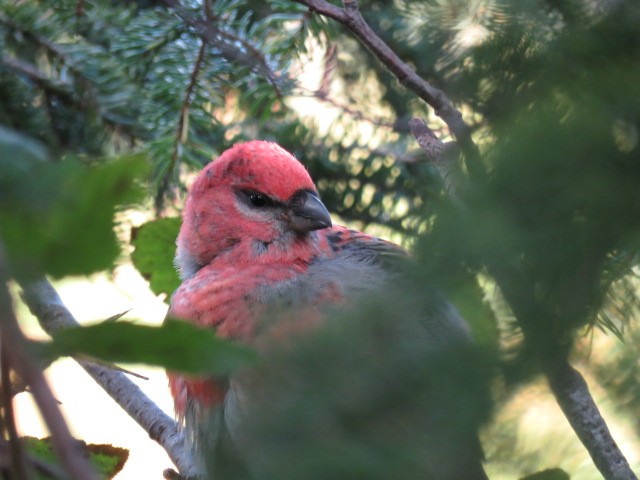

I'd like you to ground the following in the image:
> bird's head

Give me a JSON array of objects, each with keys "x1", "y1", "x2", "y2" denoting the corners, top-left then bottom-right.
[{"x1": 176, "y1": 141, "x2": 332, "y2": 278}]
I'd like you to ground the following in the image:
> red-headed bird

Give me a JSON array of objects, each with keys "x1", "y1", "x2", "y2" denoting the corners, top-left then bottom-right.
[{"x1": 168, "y1": 140, "x2": 487, "y2": 479}]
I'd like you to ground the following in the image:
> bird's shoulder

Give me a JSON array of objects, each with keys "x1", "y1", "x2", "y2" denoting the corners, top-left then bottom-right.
[
  {"x1": 255, "y1": 226, "x2": 406, "y2": 308},
  {"x1": 316, "y1": 225, "x2": 408, "y2": 264},
  {"x1": 169, "y1": 227, "x2": 405, "y2": 331}
]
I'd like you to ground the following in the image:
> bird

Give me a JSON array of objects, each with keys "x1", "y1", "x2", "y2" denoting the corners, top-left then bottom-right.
[{"x1": 167, "y1": 140, "x2": 488, "y2": 479}]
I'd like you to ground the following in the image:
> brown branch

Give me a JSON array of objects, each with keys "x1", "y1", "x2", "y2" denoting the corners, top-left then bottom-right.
[
  {"x1": 0, "y1": 249, "x2": 98, "y2": 480},
  {"x1": 292, "y1": 0, "x2": 480, "y2": 163},
  {"x1": 545, "y1": 357, "x2": 638, "y2": 480},
  {"x1": 492, "y1": 265, "x2": 638, "y2": 480},
  {"x1": 293, "y1": 88, "x2": 401, "y2": 130},
  {"x1": 75, "y1": 0, "x2": 85, "y2": 18},
  {"x1": 20, "y1": 279, "x2": 198, "y2": 477},
  {"x1": 408, "y1": 117, "x2": 458, "y2": 194},
  {"x1": 0, "y1": 341, "x2": 32, "y2": 480}
]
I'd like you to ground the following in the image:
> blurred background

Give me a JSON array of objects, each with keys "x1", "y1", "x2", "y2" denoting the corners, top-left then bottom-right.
[{"x1": 2, "y1": 0, "x2": 640, "y2": 478}]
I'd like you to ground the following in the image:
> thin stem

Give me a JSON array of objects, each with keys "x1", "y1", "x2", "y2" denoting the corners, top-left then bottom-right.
[
  {"x1": 20, "y1": 279, "x2": 197, "y2": 477},
  {"x1": 291, "y1": 0, "x2": 481, "y2": 164},
  {"x1": 1, "y1": 341, "x2": 31, "y2": 480},
  {"x1": 493, "y1": 265, "x2": 638, "y2": 480},
  {"x1": 544, "y1": 357, "x2": 637, "y2": 480},
  {"x1": 0, "y1": 248, "x2": 98, "y2": 480}
]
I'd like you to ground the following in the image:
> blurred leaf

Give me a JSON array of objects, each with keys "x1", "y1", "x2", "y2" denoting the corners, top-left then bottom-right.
[
  {"x1": 23, "y1": 436, "x2": 129, "y2": 479},
  {"x1": 131, "y1": 217, "x2": 181, "y2": 299},
  {"x1": 442, "y1": 270, "x2": 499, "y2": 348},
  {"x1": 0, "y1": 133, "x2": 147, "y2": 278},
  {"x1": 520, "y1": 468, "x2": 571, "y2": 480},
  {"x1": 41, "y1": 319, "x2": 257, "y2": 375},
  {"x1": 209, "y1": 285, "x2": 495, "y2": 480}
]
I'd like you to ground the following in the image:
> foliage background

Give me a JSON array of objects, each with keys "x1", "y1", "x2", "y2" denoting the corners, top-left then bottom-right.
[{"x1": 1, "y1": 0, "x2": 640, "y2": 478}]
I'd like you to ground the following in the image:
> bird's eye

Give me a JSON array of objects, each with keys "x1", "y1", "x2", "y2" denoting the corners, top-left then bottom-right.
[
  {"x1": 238, "y1": 189, "x2": 275, "y2": 209},
  {"x1": 249, "y1": 193, "x2": 267, "y2": 207}
]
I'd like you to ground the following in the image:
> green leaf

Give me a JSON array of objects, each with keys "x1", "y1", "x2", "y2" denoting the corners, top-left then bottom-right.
[
  {"x1": 131, "y1": 217, "x2": 181, "y2": 299},
  {"x1": 0, "y1": 130, "x2": 147, "y2": 278},
  {"x1": 520, "y1": 468, "x2": 571, "y2": 480},
  {"x1": 41, "y1": 155, "x2": 147, "y2": 277},
  {"x1": 446, "y1": 273, "x2": 499, "y2": 348},
  {"x1": 23, "y1": 436, "x2": 129, "y2": 479},
  {"x1": 42, "y1": 319, "x2": 257, "y2": 375}
]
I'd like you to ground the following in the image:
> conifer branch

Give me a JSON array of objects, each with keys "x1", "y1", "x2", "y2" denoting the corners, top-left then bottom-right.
[
  {"x1": 0, "y1": 56, "x2": 72, "y2": 98},
  {"x1": 155, "y1": 38, "x2": 208, "y2": 214},
  {"x1": 0, "y1": 14, "x2": 138, "y2": 137},
  {"x1": 291, "y1": 0, "x2": 480, "y2": 164},
  {"x1": 160, "y1": 0, "x2": 284, "y2": 100},
  {"x1": 20, "y1": 279, "x2": 197, "y2": 477},
  {"x1": 410, "y1": 117, "x2": 637, "y2": 479}
]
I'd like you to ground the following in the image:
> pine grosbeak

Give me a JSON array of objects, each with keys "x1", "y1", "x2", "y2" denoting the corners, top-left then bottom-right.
[{"x1": 168, "y1": 141, "x2": 486, "y2": 479}]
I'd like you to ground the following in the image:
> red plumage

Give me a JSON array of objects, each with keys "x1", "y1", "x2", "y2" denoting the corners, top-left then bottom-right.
[
  {"x1": 167, "y1": 140, "x2": 488, "y2": 480},
  {"x1": 168, "y1": 140, "x2": 402, "y2": 416}
]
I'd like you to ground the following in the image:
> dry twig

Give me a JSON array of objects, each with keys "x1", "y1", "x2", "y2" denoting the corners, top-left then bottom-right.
[
  {"x1": 291, "y1": 0, "x2": 480, "y2": 163},
  {"x1": 20, "y1": 279, "x2": 197, "y2": 477},
  {"x1": 0, "y1": 248, "x2": 98, "y2": 480}
]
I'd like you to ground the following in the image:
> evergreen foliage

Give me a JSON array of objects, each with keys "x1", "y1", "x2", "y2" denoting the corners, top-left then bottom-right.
[{"x1": 1, "y1": 0, "x2": 639, "y2": 478}]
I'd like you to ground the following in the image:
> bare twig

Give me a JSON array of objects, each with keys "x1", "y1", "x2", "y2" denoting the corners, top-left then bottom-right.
[
  {"x1": 292, "y1": 88, "x2": 401, "y2": 130},
  {"x1": 408, "y1": 118, "x2": 450, "y2": 161},
  {"x1": 492, "y1": 266, "x2": 638, "y2": 480},
  {"x1": 0, "y1": 249, "x2": 98, "y2": 480},
  {"x1": 75, "y1": 0, "x2": 85, "y2": 17},
  {"x1": 545, "y1": 357, "x2": 637, "y2": 480},
  {"x1": 291, "y1": 0, "x2": 480, "y2": 164},
  {"x1": 20, "y1": 279, "x2": 197, "y2": 477},
  {"x1": 408, "y1": 117, "x2": 458, "y2": 194},
  {"x1": 0, "y1": 340, "x2": 31, "y2": 480}
]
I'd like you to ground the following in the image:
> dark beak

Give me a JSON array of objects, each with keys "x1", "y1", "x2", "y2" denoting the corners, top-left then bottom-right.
[{"x1": 288, "y1": 191, "x2": 332, "y2": 233}]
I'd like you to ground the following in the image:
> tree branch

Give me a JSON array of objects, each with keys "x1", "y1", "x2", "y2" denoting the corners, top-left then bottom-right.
[
  {"x1": 0, "y1": 339, "x2": 32, "y2": 480},
  {"x1": 493, "y1": 265, "x2": 638, "y2": 480},
  {"x1": 544, "y1": 357, "x2": 637, "y2": 480},
  {"x1": 408, "y1": 117, "x2": 459, "y2": 194},
  {"x1": 19, "y1": 279, "x2": 197, "y2": 477},
  {"x1": 0, "y1": 251, "x2": 98, "y2": 480},
  {"x1": 292, "y1": 0, "x2": 480, "y2": 163},
  {"x1": 411, "y1": 119, "x2": 637, "y2": 480},
  {"x1": 160, "y1": 0, "x2": 284, "y2": 99},
  {"x1": 0, "y1": 56, "x2": 73, "y2": 99}
]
